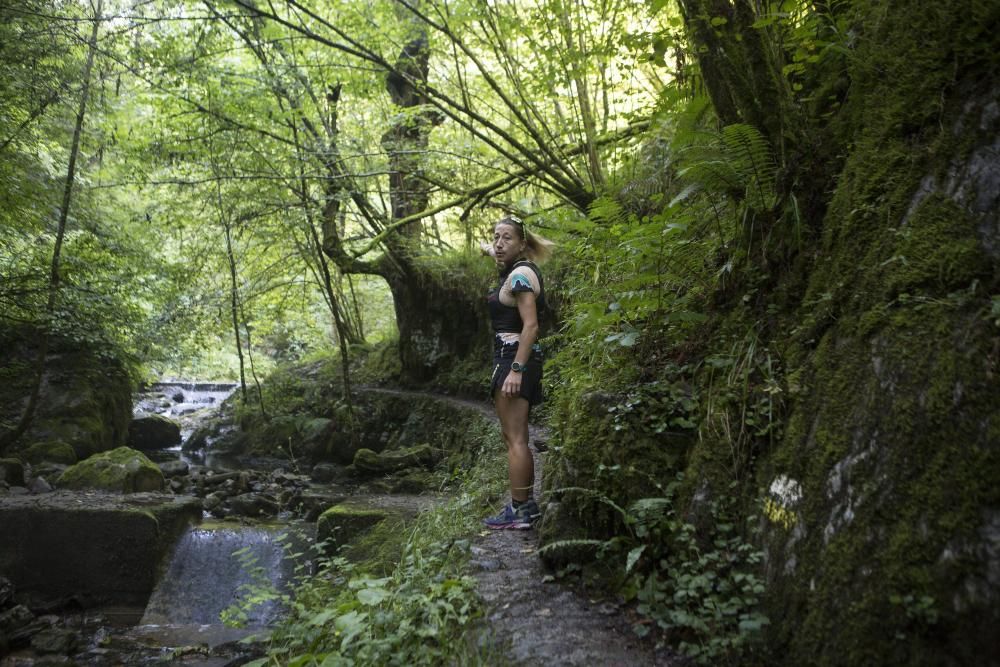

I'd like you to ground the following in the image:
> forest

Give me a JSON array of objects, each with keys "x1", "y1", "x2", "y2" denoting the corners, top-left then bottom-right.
[{"x1": 1, "y1": 0, "x2": 998, "y2": 664}]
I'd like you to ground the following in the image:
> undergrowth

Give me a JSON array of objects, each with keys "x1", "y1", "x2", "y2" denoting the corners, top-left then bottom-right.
[
  {"x1": 541, "y1": 477, "x2": 769, "y2": 665},
  {"x1": 538, "y1": 93, "x2": 785, "y2": 665},
  {"x1": 225, "y1": 422, "x2": 509, "y2": 666}
]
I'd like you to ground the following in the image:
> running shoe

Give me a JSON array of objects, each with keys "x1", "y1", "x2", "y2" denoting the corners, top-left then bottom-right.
[{"x1": 483, "y1": 500, "x2": 540, "y2": 530}]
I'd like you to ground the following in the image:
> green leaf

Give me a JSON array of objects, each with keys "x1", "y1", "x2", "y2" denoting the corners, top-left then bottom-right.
[
  {"x1": 626, "y1": 545, "x2": 646, "y2": 574},
  {"x1": 357, "y1": 587, "x2": 390, "y2": 606}
]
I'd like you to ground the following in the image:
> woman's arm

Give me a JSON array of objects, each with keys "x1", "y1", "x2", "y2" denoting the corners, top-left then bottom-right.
[{"x1": 501, "y1": 290, "x2": 538, "y2": 398}]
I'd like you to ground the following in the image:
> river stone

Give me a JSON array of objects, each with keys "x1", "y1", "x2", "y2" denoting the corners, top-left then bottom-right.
[
  {"x1": 352, "y1": 444, "x2": 439, "y2": 475},
  {"x1": 158, "y1": 460, "x2": 190, "y2": 478},
  {"x1": 310, "y1": 462, "x2": 352, "y2": 484},
  {"x1": 228, "y1": 492, "x2": 279, "y2": 518},
  {"x1": 182, "y1": 425, "x2": 211, "y2": 452},
  {"x1": 0, "y1": 576, "x2": 14, "y2": 607},
  {"x1": 203, "y1": 491, "x2": 224, "y2": 513},
  {"x1": 28, "y1": 477, "x2": 53, "y2": 494},
  {"x1": 316, "y1": 503, "x2": 389, "y2": 554},
  {"x1": 390, "y1": 469, "x2": 436, "y2": 494},
  {"x1": 31, "y1": 627, "x2": 77, "y2": 655},
  {"x1": 0, "y1": 340, "x2": 132, "y2": 461},
  {"x1": 0, "y1": 604, "x2": 34, "y2": 634},
  {"x1": 0, "y1": 458, "x2": 25, "y2": 486},
  {"x1": 296, "y1": 489, "x2": 348, "y2": 522},
  {"x1": 31, "y1": 462, "x2": 68, "y2": 482},
  {"x1": 58, "y1": 447, "x2": 165, "y2": 493},
  {"x1": 21, "y1": 440, "x2": 77, "y2": 466},
  {"x1": 127, "y1": 413, "x2": 182, "y2": 451}
]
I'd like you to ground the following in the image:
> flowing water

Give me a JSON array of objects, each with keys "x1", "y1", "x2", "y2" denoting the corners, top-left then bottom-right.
[
  {"x1": 141, "y1": 523, "x2": 302, "y2": 627},
  {"x1": 133, "y1": 380, "x2": 239, "y2": 467}
]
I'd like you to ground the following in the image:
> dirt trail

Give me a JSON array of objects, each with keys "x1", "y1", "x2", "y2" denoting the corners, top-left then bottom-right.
[
  {"x1": 471, "y1": 446, "x2": 670, "y2": 666},
  {"x1": 360, "y1": 387, "x2": 671, "y2": 665}
]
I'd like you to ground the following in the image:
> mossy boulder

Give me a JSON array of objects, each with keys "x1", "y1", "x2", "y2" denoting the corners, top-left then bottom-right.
[
  {"x1": 21, "y1": 440, "x2": 77, "y2": 466},
  {"x1": 127, "y1": 413, "x2": 182, "y2": 451},
  {"x1": 58, "y1": 447, "x2": 165, "y2": 493},
  {"x1": 298, "y1": 417, "x2": 360, "y2": 464},
  {"x1": 390, "y1": 469, "x2": 437, "y2": 494},
  {"x1": 256, "y1": 415, "x2": 300, "y2": 455},
  {"x1": 316, "y1": 502, "x2": 389, "y2": 555},
  {"x1": 0, "y1": 333, "x2": 132, "y2": 461},
  {"x1": 229, "y1": 414, "x2": 360, "y2": 464},
  {"x1": 353, "y1": 443, "x2": 439, "y2": 476}
]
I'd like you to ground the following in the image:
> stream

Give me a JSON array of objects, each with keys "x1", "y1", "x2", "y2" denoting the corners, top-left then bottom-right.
[
  {"x1": 2, "y1": 382, "x2": 304, "y2": 666},
  {"x1": 134, "y1": 381, "x2": 241, "y2": 468}
]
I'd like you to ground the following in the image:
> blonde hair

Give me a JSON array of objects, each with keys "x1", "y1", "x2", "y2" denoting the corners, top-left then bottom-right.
[{"x1": 497, "y1": 215, "x2": 554, "y2": 264}]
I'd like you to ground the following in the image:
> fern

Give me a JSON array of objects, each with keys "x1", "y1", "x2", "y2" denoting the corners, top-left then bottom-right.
[
  {"x1": 537, "y1": 538, "x2": 606, "y2": 556},
  {"x1": 721, "y1": 123, "x2": 778, "y2": 212},
  {"x1": 587, "y1": 196, "x2": 628, "y2": 226},
  {"x1": 676, "y1": 122, "x2": 778, "y2": 214},
  {"x1": 552, "y1": 485, "x2": 630, "y2": 522}
]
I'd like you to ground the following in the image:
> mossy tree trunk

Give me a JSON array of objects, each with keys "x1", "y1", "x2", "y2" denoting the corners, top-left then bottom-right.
[
  {"x1": 677, "y1": 0, "x2": 853, "y2": 257},
  {"x1": 318, "y1": 35, "x2": 491, "y2": 382}
]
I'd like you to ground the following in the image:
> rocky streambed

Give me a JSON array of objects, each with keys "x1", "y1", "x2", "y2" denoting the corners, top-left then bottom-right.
[{"x1": 1, "y1": 382, "x2": 480, "y2": 666}]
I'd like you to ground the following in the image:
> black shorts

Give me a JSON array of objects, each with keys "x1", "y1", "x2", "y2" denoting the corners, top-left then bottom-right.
[{"x1": 491, "y1": 347, "x2": 543, "y2": 406}]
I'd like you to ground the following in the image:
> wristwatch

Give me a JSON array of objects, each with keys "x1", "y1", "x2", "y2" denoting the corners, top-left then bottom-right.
[{"x1": 510, "y1": 361, "x2": 525, "y2": 373}]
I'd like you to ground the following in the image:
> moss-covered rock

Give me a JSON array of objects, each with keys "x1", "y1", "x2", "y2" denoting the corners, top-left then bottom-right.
[
  {"x1": 298, "y1": 417, "x2": 360, "y2": 464},
  {"x1": 21, "y1": 440, "x2": 78, "y2": 466},
  {"x1": 0, "y1": 333, "x2": 132, "y2": 461},
  {"x1": 58, "y1": 447, "x2": 165, "y2": 493},
  {"x1": 744, "y1": 4, "x2": 1000, "y2": 662},
  {"x1": 353, "y1": 443, "x2": 439, "y2": 476},
  {"x1": 390, "y1": 469, "x2": 437, "y2": 494},
  {"x1": 316, "y1": 502, "x2": 390, "y2": 555},
  {"x1": 126, "y1": 413, "x2": 181, "y2": 451}
]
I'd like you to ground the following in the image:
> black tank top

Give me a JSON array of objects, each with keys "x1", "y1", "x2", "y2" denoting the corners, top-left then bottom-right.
[{"x1": 487, "y1": 260, "x2": 545, "y2": 334}]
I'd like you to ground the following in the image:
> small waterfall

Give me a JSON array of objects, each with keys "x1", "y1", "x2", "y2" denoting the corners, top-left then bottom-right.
[
  {"x1": 135, "y1": 381, "x2": 237, "y2": 420},
  {"x1": 141, "y1": 524, "x2": 300, "y2": 627}
]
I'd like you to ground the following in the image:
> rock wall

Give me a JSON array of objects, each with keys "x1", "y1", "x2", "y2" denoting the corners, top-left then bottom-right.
[
  {"x1": 0, "y1": 332, "x2": 133, "y2": 461},
  {"x1": 540, "y1": 2, "x2": 1000, "y2": 664},
  {"x1": 754, "y1": 6, "x2": 1000, "y2": 661}
]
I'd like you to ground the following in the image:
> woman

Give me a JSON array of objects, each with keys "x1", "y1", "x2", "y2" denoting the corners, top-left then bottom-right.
[{"x1": 481, "y1": 215, "x2": 552, "y2": 530}]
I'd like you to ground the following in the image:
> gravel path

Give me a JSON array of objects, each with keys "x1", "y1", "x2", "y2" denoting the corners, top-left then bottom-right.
[
  {"x1": 470, "y1": 445, "x2": 670, "y2": 666},
  {"x1": 359, "y1": 387, "x2": 672, "y2": 665}
]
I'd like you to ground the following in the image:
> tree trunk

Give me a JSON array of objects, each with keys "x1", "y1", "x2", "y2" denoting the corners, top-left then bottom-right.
[
  {"x1": 223, "y1": 219, "x2": 248, "y2": 403},
  {"x1": 0, "y1": 0, "x2": 102, "y2": 449},
  {"x1": 319, "y1": 35, "x2": 493, "y2": 382}
]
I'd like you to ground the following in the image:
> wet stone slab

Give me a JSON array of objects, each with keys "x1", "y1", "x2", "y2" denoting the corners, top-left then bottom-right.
[{"x1": 0, "y1": 491, "x2": 202, "y2": 609}]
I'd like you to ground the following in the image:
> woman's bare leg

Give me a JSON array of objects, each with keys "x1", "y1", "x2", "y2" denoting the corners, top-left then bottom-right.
[{"x1": 494, "y1": 392, "x2": 533, "y2": 502}]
